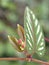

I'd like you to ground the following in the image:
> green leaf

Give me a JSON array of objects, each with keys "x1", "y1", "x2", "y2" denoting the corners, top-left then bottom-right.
[{"x1": 24, "y1": 7, "x2": 45, "y2": 56}]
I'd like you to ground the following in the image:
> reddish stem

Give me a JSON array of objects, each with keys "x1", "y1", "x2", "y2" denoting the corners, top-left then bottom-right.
[
  {"x1": 0, "y1": 58, "x2": 49, "y2": 65},
  {"x1": 45, "y1": 37, "x2": 49, "y2": 42},
  {"x1": 0, "y1": 37, "x2": 49, "y2": 65}
]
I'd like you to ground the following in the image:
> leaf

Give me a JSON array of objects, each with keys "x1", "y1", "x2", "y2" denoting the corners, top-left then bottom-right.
[
  {"x1": 24, "y1": 7, "x2": 45, "y2": 56},
  {"x1": 8, "y1": 35, "x2": 25, "y2": 52},
  {"x1": 17, "y1": 24, "x2": 25, "y2": 41}
]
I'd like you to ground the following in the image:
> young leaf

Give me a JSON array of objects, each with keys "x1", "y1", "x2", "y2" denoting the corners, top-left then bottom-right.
[
  {"x1": 24, "y1": 7, "x2": 45, "y2": 56},
  {"x1": 17, "y1": 24, "x2": 25, "y2": 41},
  {"x1": 8, "y1": 35, "x2": 25, "y2": 52}
]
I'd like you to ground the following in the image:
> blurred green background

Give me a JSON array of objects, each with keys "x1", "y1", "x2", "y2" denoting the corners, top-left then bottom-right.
[{"x1": 0, "y1": 0, "x2": 49, "y2": 65}]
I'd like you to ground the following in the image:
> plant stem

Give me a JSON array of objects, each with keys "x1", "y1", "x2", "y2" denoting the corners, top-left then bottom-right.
[
  {"x1": 45, "y1": 37, "x2": 49, "y2": 42},
  {"x1": 0, "y1": 37, "x2": 49, "y2": 65},
  {"x1": 0, "y1": 58, "x2": 49, "y2": 65}
]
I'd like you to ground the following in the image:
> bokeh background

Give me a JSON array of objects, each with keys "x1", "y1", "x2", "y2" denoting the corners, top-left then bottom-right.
[{"x1": 0, "y1": 0, "x2": 49, "y2": 65}]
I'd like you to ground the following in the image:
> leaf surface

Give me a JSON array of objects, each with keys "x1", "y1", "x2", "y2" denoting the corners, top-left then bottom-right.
[{"x1": 24, "y1": 7, "x2": 45, "y2": 56}]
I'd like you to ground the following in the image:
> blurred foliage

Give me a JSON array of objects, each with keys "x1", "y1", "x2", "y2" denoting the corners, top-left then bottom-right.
[
  {"x1": 0, "y1": 0, "x2": 49, "y2": 65},
  {"x1": 0, "y1": 0, "x2": 16, "y2": 11},
  {"x1": 6, "y1": 12, "x2": 18, "y2": 22}
]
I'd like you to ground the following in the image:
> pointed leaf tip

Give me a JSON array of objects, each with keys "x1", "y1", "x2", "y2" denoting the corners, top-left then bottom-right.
[
  {"x1": 25, "y1": 6, "x2": 29, "y2": 11},
  {"x1": 17, "y1": 24, "x2": 19, "y2": 27}
]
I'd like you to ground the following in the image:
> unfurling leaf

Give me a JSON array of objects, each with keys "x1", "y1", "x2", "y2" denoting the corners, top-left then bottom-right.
[
  {"x1": 8, "y1": 35, "x2": 25, "y2": 52},
  {"x1": 17, "y1": 24, "x2": 25, "y2": 41},
  {"x1": 24, "y1": 7, "x2": 45, "y2": 56}
]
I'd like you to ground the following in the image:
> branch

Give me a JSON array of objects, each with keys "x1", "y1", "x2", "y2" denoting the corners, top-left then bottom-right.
[{"x1": 0, "y1": 58, "x2": 49, "y2": 65}]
